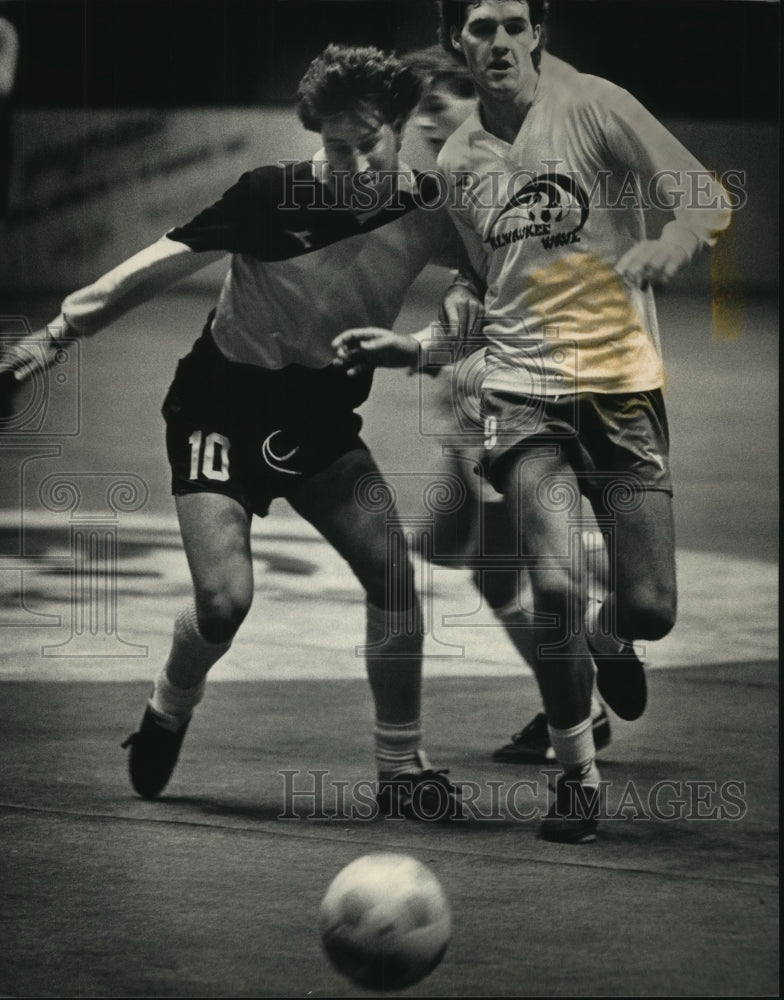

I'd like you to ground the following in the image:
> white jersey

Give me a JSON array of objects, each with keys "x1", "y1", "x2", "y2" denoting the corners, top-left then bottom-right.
[{"x1": 438, "y1": 62, "x2": 732, "y2": 396}]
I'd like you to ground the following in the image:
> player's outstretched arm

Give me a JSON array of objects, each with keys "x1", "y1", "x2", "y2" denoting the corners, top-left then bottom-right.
[
  {"x1": 1, "y1": 234, "x2": 225, "y2": 420},
  {"x1": 604, "y1": 83, "x2": 732, "y2": 289},
  {"x1": 60, "y1": 236, "x2": 225, "y2": 336}
]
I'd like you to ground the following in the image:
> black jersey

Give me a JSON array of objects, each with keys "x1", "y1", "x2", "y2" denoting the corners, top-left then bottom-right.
[{"x1": 61, "y1": 156, "x2": 462, "y2": 370}]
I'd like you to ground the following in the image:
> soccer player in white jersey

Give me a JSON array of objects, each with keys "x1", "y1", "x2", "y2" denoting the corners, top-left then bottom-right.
[
  {"x1": 0, "y1": 45, "x2": 471, "y2": 821},
  {"x1": 333, "y1": 2, "x2": 732, "y2": 842},
  {"x1": 405, "y1": 44, "x2": 613, "y2": 767}
]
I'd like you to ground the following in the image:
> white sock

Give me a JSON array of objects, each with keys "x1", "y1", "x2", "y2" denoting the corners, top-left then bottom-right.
[
  {"x1": 374, "y1": 720, "x2": 424, "y2": 779},
  {"x1": 548, "y1": 716, "x2": 600, "y2": 785},
  {"x1": 149, "y1": 672, "x2": 205, "y2": 732},
  {"x1": 149, "y1": 605, "x2": 231, "y2": 730},
  {"x1": 365, "y1": 600, "x2": 424, "y2": 778}
]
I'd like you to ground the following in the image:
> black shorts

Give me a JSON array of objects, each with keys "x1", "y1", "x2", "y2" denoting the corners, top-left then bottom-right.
[
  {"x1": 481, "y1": 388, "x2": 672, "y2": 503},
  {"x1": 162, "y1": 322, "x2": 373, "y2": 517}
]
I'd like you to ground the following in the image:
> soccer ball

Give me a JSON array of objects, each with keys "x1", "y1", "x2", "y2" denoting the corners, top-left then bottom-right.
[{"x1": 320, "y1": 853, "x2": 451, "y2": 991}]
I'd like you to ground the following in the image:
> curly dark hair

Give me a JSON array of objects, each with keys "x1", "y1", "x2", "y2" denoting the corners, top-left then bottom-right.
[
  {"x1": 437, "y1": 0, "x2": 550, "y2": 71},
  {"x1": 296, "y1": 44, "x2": 424, "y2": 133}
]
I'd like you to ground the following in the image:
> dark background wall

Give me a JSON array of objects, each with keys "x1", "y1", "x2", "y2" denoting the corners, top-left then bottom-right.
[
  {"x1": 0, "y1": 0, "x2": 779, "y2": 291},
  {"x1": 3, "y1": 0, "x2": 779, "y2": 120}
]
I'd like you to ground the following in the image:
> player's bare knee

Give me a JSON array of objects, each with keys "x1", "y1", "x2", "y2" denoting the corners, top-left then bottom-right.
[
  {"x1": 641, "y1": 603, "x2": 676, "y2": 640},
  {"x1": 621, "y1": 594, "x2": 676, "y2": 640},
  {"x1": 195, "y1": 588, "x2": 252, "y2": 643}
]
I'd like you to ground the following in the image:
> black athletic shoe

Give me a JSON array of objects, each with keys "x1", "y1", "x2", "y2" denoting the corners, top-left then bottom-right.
[
  {"x1": 492, "y1": 712, "x2": 552, "y2": 763},
  {"x1": 377, "y1": 757, "x2": 463, "y2": 822},
  {"x1": 538, "y1": 770, "x2": 600, "y2": 845},
  {"x1": 121, "y1": 705, "x2": 190, "y2": 799},
  {"x1": 592, "y1": 643, "x2": 647, "y2": 721},
  {"x1": 492, "y1": 708, "x2": 612, "y2": 764}
]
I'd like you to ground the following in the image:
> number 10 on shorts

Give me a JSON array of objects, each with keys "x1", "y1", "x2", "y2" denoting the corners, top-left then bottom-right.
[{"x1": 188, "y1": 430, "x2": 231, "y2": 482}]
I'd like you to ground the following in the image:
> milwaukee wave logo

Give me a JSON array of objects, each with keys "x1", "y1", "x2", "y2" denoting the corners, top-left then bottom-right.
[{"x1": 485, "y1": 173, "x2": 589, "y2": 252}]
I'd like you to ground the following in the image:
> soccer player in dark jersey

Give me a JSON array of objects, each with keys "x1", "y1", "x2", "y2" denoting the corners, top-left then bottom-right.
[
  {"x1": 333, "y1": 2, "x2": 732, "y2": 842},
  {"x1": 0, "y1": 45, "x2": 470, "y2": 820}
]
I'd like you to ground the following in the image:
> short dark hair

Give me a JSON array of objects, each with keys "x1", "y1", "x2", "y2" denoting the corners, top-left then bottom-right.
[
  {"x1": 437, "y1": 0, "x2": 550, "y2": 71},
  {"x1": 296, "y1": 44, "x2": 423, "y2": 133},
  {"x1": 403, "y1": 45, "x2": 476, "y2": 100}
]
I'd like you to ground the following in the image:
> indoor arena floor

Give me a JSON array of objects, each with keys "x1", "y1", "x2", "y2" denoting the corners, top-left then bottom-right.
[{"x1": 0, "y1": 280, "x2": 778, "y2": 997}]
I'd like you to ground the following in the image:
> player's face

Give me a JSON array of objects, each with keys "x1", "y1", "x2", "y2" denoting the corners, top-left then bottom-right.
[
  {"x1": 414, "y1": 85, "x2": 476, "y2": 151},
  {"x1": 453, "y1": 0, "x2": 541, "y2": 101},
  {"x1": 321, "y1": 103, "x2": 401, "y2": 208}
]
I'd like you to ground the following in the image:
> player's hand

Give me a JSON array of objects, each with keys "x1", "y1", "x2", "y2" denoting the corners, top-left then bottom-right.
[
  {"x1": 438, "y1": 281, "x2": 484, "y2": 341},
  {"x1": 0, "y1": 321, "x2": 65, "y2": 379},
  {"x1": 615, "y1": 239, "x2": 691, "y2": 290},
  {"x1": 0, "y1": 319, "x2": 69, "y2": 424},
  {"x1": 332, "y1": 327, "x2": 420, "y2": 378}
]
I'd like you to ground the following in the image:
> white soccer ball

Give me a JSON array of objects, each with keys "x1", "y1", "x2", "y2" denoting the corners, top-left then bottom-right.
[{"x1": 320, "y1": 853, "x2": 451, "y2": 991}]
